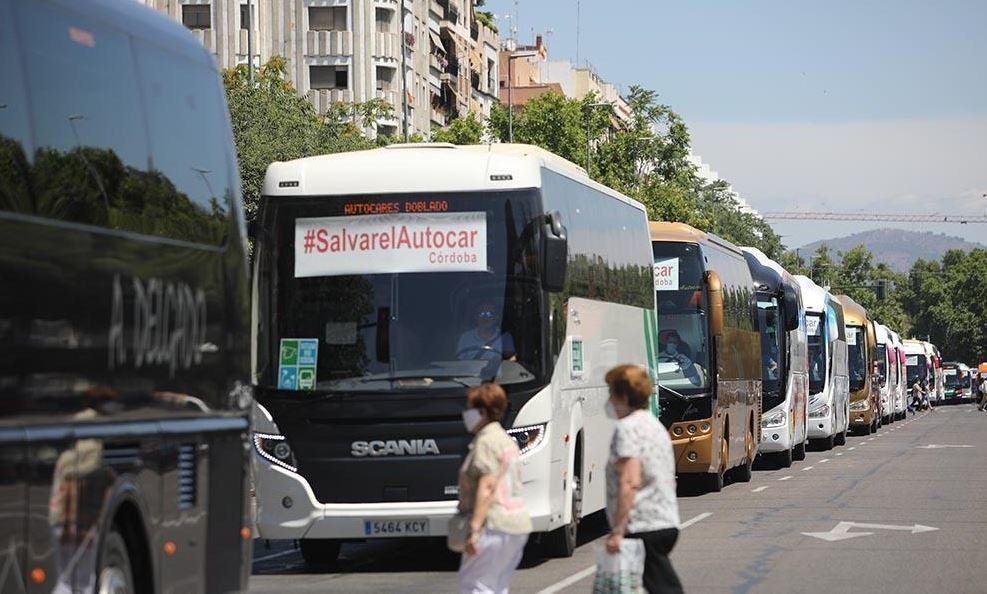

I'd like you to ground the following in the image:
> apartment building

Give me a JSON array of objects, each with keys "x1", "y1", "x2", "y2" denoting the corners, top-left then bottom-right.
[
  {"x1": 142, "y1": 0, "x2": 499, "y2": 137},
  {"x1": 539, "y1": 60, "x2": 633, "y2": 125}
]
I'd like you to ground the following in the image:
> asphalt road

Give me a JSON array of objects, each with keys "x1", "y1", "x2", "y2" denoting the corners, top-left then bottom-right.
[{"x1": 249, "y1": 403, "x2": 987, "y2": 594}]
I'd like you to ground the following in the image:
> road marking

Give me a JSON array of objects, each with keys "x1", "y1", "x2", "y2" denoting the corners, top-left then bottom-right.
[
  {"x1": 819, "y1": 458, "x2": 830, "y2": 463},
  {"x1": 868, "y1": 438, "x2": 875, "y2": 441},
  {"x1": 534, "y1": 513, "x2": 712, "y2": 594},
  {"x1": 751, "y1": 486, "x2": 769, "y2": 493},
  {"x1": 778, "y1": 475, "x2": 793, "y2": 481},
  {"x1": 803, "y1": 521, "x2": 938, "y2": 542},
  {"x1": 848, "y1": 447, "x2": 856, "y2": 451},
  {"x1": 916, "y1": 444, "x2": 974, "y2": 449},
  {"x1": 836, "y1": 452, "x2": 844, "y2": 456},
  {"x1": 681, "y1": 512, "x2": 713, "y2": 528},
  {"x1": 253, "y1": 548, "x2": 298, "y2": 563},
  {"x1": 802, "y1": 466, "x2": 814, "y2": 471}
]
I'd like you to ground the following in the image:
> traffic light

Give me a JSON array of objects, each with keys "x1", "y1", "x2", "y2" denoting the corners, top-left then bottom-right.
[{"x1": 874, "y1": 279, "x2": 888, "y2": 301}]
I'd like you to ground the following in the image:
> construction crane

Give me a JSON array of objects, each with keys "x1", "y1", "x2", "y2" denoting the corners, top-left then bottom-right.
[{"x1": 761, "y1": 212, "x2": 987, "y2": 224}]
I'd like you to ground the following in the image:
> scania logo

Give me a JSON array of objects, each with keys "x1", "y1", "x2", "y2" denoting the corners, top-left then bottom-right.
[{"x1": 351, "y1": 439, "x2": 440, "y2": 457}]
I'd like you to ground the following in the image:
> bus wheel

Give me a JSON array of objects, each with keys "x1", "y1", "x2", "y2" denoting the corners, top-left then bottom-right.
[
  {"x1": 299, "y1": 539, "x2": 341, "y2": 571},
  {"x1": 543, "y1": 475, "x2": 581, "y2": 557},
  {"x1": 97, "y1": 528, "x2": 135, "y2": 594},
  {"x1": 776, "y1": 447, "x2": 793, "y2": 468},
  {"x1": 734, "y1": 427, "x2": 754, "y2": 482},
  {"x1": 793, "y1": 440, "x2": 806, "y2": 461},
  {"x1": 705, "y1": 435, "x2": 728, "y2": 493},
  {"x1": 861, "y1": 421, "x2": 872, "y2": 435},
  {"x1": 835, "y1": 426, "x2": 847, "y2": 446}
]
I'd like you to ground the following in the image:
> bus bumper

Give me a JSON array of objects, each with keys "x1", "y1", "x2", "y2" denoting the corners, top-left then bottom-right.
[
  {"x1": 758, "y1": 426, "x2": 794, "y2": 453},
  {"x1": 849, "y1": 401, "x2": 876, "y2": 427},
  {"x1": 808, "y1": 412, "x2": 835, "y2": 439},
  {"x1": 669, "y1": 422, "x2": 715, "y2": 474}
]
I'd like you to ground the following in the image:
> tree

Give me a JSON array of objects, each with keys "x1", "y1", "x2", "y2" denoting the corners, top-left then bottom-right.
[
  {"x1": 432, "y1": 112, "x2": 485, "y2": 145},
  {"x1": 223, "y1": 57, "x2": 374, "y2": 221}
]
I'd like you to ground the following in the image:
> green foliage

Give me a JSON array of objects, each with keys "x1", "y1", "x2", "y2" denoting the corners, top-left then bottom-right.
[
  {"x1": 475, "y1": 11, "x2": 497, "y2": 33},
  {"x1": 223, "y1": 57, "x2": 375, "y2": 222},
  {"x1": 432, "y1": 112, "x2": 485, "y2": 145}
]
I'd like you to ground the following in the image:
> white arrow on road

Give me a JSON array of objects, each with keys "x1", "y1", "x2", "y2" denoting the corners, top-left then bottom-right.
[
  {"x1": 802, "y1": 521, "x2": 938, "y2": 542},
  {"x1": 916, "y1": 444, "x2": 974, "y2": 449}
]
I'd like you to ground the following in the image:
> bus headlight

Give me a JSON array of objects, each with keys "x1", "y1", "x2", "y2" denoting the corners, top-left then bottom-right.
[
  {"x1": 850, "y1": 400, "x2": 869, "y2": 411},
  {"x1": 808, "y1": 404, "x2": 831, "y2": 419},
  {"x1": 507, "y1": 424, "x2": 547, "y2": 455},
  {"x1": 253, "y1": 432, "x2": 298, "y2": 473},
  {"x1": 761, "y1": 411, "x2": 786, "y2": 429}
]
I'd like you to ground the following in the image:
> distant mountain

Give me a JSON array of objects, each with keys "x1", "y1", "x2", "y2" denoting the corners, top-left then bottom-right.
[{"x1": 797, "y1": 228, "x2": 985, "y2": 273}]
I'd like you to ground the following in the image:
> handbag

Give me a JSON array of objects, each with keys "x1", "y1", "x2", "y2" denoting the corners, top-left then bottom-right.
[
  {"x1": 591, "y1": 539, "x2": 645, "y2": 594},
  {"x1": 446, "y1": 512, "x2": 471, "y2": 553}
]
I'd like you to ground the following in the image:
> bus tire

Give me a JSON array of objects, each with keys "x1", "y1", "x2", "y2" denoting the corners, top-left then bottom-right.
[
  {"x1": 776, "y1": 448, "x2": 793, "y2": 469},
  {"x1": 793, "y1": 440, "x2": 806, "y2": 461},
  {"x1": 861, "y1": 421, "x2": 872, "y2": 435},
  {"x1": 734, "y1": 426, "x2": 754, "y2": 483},
  {"x1": 299, "y1": 539, "x2": 341, "y2": 571},
  {"x1": 543, "y1": 475, "x2": 581, "y2": 558},
  {"x1": 97, "y1": 528, "x2": 135, "y2": 594},
  {"x1": 705, "y1": 434, "x2": 728, "y2": 493},
  {"x1": 834, "y1": 427, "x2": 847, "y2": 446}
]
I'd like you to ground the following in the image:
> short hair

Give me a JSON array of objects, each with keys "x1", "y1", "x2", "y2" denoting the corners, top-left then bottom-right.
[
  {"x1": 466, "y1": 383, "x2": 508, "y2": 421},
  {"x1": 605, "y1": 364, "x2": 653, "y2": 410}
]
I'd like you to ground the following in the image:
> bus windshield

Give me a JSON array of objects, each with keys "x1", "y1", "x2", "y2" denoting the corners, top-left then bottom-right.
[
  {"x1": 944, "y1": 369, "x2": 958, "y2": 387},
  {"x1": 256, "y1": 191, "x2": 546, "y2": 391},
  {"x1": 846, "y1": 325, "x2": 866, "y2": 391},
  {"x1": 653, "y1": 242, "x2": 710, "y2": 395},
  {"x1": 875, "y1": 343, "x2": 887, "y2": 387},
  {"x1": 757, "y1": 295, "x2": 785, "y2": 411},
  {"x1": 807, "y1": 313, "x2": 827, "y2": 394},
  {"x1": 906, "y1": 354, "x2": 927, "y2": 385}
]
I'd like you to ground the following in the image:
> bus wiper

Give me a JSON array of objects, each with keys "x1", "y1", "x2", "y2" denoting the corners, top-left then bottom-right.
[
  {"x1": 356, "y1": 372, "x2": 478, "y2": 389},
  {"x1": 657, "y1": 384, "x2": 691, "y2": 401}
]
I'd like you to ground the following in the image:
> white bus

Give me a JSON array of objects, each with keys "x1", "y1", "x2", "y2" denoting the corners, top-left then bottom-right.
[
  {"x1": 742, "y1": 248, "x2": 809, "y2": 468},
  {"x1": 794, "y1": 276, "x2": 849, "y2": 449},
  {"x1": 887, "y1": 329, "x2": 907, "y2": 420},
  {"x1": 873, "y1": 323, "x2": 895, "y2": 427},
  {"x1": 250, "y1": 143, "x2": 658, "y2": 566}
]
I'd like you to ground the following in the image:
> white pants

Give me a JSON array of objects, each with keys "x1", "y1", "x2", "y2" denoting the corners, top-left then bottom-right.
[{"x1": 457, "y1": 529, "x2": 528, "y2": 594}]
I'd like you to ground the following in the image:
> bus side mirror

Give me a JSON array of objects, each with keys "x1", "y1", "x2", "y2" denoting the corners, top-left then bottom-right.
[
  {"x1": 783, "y1": 286, "x2": 799, "y2": 331},
  {"x1": 706, "y1": 270, "x2": 724, "y2": 338},
  {"x1": 541, "y1": 210, "x2": 568, "y2": 293}
]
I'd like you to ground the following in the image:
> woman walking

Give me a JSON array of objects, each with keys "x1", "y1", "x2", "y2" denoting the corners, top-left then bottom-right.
[
  {"x1": 457, "y1": 383, "x2": 532, "y2": 594},
  {"x1": 604, "y1": 364, "x2": 684, "y2": 594}
]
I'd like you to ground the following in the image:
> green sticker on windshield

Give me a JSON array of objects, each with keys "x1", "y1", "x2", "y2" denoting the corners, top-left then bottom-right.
[{"x1": 279, "y1": 338, "x2": 318, "y2": 391}]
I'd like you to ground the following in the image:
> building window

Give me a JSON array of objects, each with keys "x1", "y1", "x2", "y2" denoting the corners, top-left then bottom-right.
[
  {"x1": 309, "y1": 6, "x2": 347, "y2": 31},
  {"x1": 375, "y1": 8, "x2": 392, "y2": 33},
  {"x1": 182, "y1": 4, "x2": 211, "y2": 30},
  {"x1": 310, "y1": 65, "x2": 348, "y2": 90},
  {"x1": 240, "y1": 4, "x2": 251, "y2": 30},
  {"x1": 487, "y1": 58, "x2": 495, "y2": 92},
  {"x1": 376, "y1": 66, "x2": 394, "y2": 91}
]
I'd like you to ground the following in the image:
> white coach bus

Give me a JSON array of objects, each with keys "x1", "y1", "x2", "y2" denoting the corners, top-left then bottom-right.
[
  {"x1": 794, "y1": 276, "x2": 850, "y2": 450},
  {"x1": 249, "y1": 143, "x2": 659, "y2": 567}
]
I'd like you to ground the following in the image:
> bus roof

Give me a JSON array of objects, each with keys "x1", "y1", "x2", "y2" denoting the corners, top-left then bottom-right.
[
  {"x1": 835, "y1": 294, "x2": 868, "y2": 325},
  {"x1": 648, "y1": 222, "x2": 743, "y2": 255},
  {"x1": 793, "y1": 275, "x2": 826, "y2": 312},
  {"x1": 874, "y1": 322, "x2": 889, "y2": 343},
  {"x1": 261, "y1": 143, "x2": 644, "y2": 211}
]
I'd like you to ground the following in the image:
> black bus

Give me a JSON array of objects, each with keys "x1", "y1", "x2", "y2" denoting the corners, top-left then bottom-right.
[{"x1": 0, "y1": 0, "x2": 252, "y2": 592}]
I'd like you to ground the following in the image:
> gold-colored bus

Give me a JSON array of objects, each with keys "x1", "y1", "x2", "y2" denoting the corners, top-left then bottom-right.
[
  {"x1": 836, "y1": 295, "x2": 880, "y2": 434},
  {"x1": 650, "y1": 223, "x2": 762, "y2": 492}
]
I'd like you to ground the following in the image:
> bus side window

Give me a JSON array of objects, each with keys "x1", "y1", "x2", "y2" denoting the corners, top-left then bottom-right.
[
  {"x1": 134, "y1": 41, "x2": 233, "y2": 246},
  {"x1": 16, "y1": 0, "x2": 149, "y2": 226}
]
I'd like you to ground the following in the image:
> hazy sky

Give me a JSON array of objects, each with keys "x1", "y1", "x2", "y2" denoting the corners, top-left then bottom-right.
[{"x1": 486, "y1": 0, "x2": 987, "y2": 248}]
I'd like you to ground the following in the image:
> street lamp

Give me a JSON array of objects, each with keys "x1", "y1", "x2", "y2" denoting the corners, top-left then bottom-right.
[
  {"x1": 584, "y1": 101, "x2": 610, "y2": 175},
  {"x1": 506, "y1": 50, "x2": 538, "y2": 143}
]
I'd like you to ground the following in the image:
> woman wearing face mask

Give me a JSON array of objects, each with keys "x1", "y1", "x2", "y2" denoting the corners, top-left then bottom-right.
[
  {"x1": 604, "y1": 365, "x2": 683, "y2": 594},
  {"x1": 456, "y1": 383, "x2": 532, "y2": 594}
]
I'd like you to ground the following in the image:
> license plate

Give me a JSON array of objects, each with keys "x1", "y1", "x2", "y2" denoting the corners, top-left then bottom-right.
[{"x1": 364, "y1": 519, "x2": 430, "y2": 536}]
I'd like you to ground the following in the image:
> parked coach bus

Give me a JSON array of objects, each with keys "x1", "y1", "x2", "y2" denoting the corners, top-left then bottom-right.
[
  {"x1": 888, "y1": 328, "x2": 909, "y2": 420},
  {"x1": 873, "y1": 323, "x2": 904, "y2": 425},
  {"x1": 794, "y1": 277, "x2": 850, "y2": 449},
  {"x1": 651, "y1": 223, "x2": 761, "y2": 492},
  {"x1": 837, "y1": 295, "x2": 880, "y2": 435},
  {"x1": 929, "y1": 343, "x2": 945, "y2": 402},
  {"x1": 741, "y1": 248, "x2": 808, "y2": 468},
  {"x1": 251, "y1": 143, "x2": 657, "y2": 566},
  {"x1": 942, "y1": 362, "x2": 973, "y2": 403},
  {"x1": 0, "y1": 1, "x2": 254, "y2": 592},
  {"x1": 903, "y1": 340, "x2": 930, "y2": 400}
]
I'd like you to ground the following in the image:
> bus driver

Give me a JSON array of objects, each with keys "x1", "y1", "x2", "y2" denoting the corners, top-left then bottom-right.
[{"x1": 457, "y1": 301, "x2": 517, "y2": 362}]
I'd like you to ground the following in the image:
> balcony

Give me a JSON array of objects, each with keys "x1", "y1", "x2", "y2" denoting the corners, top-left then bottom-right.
[
  {"x1": 373, "y1": 32, "x2": 400, "y2": 61},
  {"x1": 305, "y1": 30, "x2": 353, "y2": 57},
  {"x1": 444, "y1": 57, "x2": 460, "y2": 80}
]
